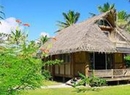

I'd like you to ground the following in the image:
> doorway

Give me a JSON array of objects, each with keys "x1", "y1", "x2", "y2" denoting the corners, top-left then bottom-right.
[{"x1": 95, "y1": 53, "x2": 105, "y2": 69}]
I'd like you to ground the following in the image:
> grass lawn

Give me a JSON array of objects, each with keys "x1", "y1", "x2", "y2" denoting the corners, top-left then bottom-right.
[
  {"x1": 22, "y1": 84, "x2": 130, "y2": 95},
  {"x1": 42, "y1": 80, "x2": 62, "y2": 86}
]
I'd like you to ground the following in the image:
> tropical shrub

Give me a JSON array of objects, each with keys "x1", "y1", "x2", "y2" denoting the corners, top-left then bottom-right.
[
  {"x1": 0, "y1": 19, "x2": 61, "y2": 95},
  {"x1": 0, "y1": 42, "x2": 43, "y2": 95},
  {"x1": 41, "y1": 70, "x2": 52, "y2": 80},
  {"x1": 73, "y1": 73, "x2": 106, "y2": 88},
  {"x1": 89, "y1": 75, "x2": 106, "y2": 87},
  {"x1": 124, "y1": 55, "x2": 130, "y2": 67}
]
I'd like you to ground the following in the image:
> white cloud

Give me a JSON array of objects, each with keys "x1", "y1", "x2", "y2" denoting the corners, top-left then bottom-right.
[
  {"x1": 0, "y1": 17, "x2": 18, "y2": 34},
  {"x1": 40, "y1": 32, "x2": 50, "y2": 37}
]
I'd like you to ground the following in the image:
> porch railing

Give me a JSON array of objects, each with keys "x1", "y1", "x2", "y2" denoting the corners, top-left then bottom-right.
[{"x1": 88, "y1": 69, "x2": 130, "y2": 78}]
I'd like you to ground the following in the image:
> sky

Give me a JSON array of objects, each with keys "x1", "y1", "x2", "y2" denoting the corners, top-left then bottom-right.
[{"x1": 0, "y1": 0, "x2": 130, "y2": 40}]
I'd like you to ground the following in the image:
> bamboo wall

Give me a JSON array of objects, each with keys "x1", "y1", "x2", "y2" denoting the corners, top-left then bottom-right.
[
  {"x1": 114, "y1": 53, "x2": 124, "y2": 69},
  {"x1": 53, "y1": 54, "x2": 71, "y2": 77},
  {"x1": 50, "y1": 52, "x2": 90, "y2": 78},
  {"x1": 73, "y1": 52, "x2": 90, "y2": 76}
]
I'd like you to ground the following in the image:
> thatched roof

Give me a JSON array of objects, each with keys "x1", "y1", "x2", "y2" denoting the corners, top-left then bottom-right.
[
  {"x1": 116, "y1": 27, "x2": 130, "y2": 42},
  {"x1": 41, "y1": 10, "x2": 130, "y2": 55}
]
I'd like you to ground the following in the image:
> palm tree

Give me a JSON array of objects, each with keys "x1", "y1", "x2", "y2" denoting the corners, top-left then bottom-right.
[
  {"x1": 36, "y1": 35, "x2": 49, "y2": 57},
  {"x1": 117, "y1": 11, "x2": 130, "y2": 27},
  {"x1": 97, "y1": 2, "x2": 130, "y2": 32},
  {"x1": 98, "y1": 2, "x2": 115, "y2": 13},
  {"x1": 39, "y1": 35, "x2": 48, "y2": 46},
  {"x1": 57, "y1": 10, "x2": 80, "y2": 32},
  {"x1": 89, "y1": 2, "x2": 115, "y2": 17},
  {"x1": 117, "y1": 10, "x2": 130, "y2": 28},
  {"x1": 9, "y1": 29, "x2": 27, "y2": 45}
]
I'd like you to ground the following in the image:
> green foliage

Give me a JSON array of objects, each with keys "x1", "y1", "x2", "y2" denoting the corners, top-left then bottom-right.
[
  {"x1": 117, "y1": 10, "x2": 130, "y2": 29},
  {"x1": 97, "y1": 2, "x2": 130, "y2": 32},
  {"x1": 39, "y1": 35, "x2": 49, "y2": 47},
  {"x1": 41, "y1": 70, "x2": 52, "y2": 80},
  {"x1": 22, "y1": 85, "x2": 130, "y2": 95},
  {"x1": 41, "y1": 59, "x2": 63, "y2": 79},
  {"x1": 88, "y1": 75, "x2": 106, "y2": 87},
  {"x1": 73, "y1": 73, "x2": 106, "y2": 88},
  {"x1": 9, "y1": 29, "x2": 27, "y2": 45},
  {"x1": 124, "y1": 55, "x2": 130, "y2": 67},
  {"x1": 0, "y1": 42, "x2": 43, "y2": 95},
  {"x1": 98, "y1": 2, "x2": 115, "y2": 13},
  {"x1": 43, "y1": 59, "x2": 63, "y2": 66},
  {"x1": 0, "y1": 22, "x2": 44, "y2": 95},
  {"x1": 57, "y1": 10, "x2": 80, "y2": 32},
  {"x1": 0, "y1": 20, "x2": 63, "y2": 94},
  {"x1": 0, "y1": 33, "x2": 9, "y2": 43},
  {"x1": 117, "y1": 11, "x2": 130, "y2": 20}
]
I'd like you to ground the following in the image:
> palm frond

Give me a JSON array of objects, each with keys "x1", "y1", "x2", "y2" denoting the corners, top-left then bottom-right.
[
  {"x1": 74, "y1": 12, "x2": 80, "y2": 23},
  {"x1": 62, "y1": 12, "x2": 70, "y2": 23},
  {"x1": 89, "y1": 12, "x2": 96, "y2": 17},
  {"x1": 57, "y1": 10, "x2": 80, "y2": 31},
  {"x1": 110, "y1": 4, "x2": 115, "y2": 9},
  {"x1": 98, "y1": 2, "x2": 115, "y2": 13}
]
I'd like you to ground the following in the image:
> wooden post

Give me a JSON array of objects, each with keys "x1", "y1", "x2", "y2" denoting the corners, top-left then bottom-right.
[
  {"x1": 112, "y1": 69, "x2": 113, "y2": 78},
  {"x1": 85, "y1": 64, "x2": 89, "y2": 77},
  {"x1": 73, "y1": 53, "x2": 75, "y2": 77},
  {"x1": 93, "y1": 70, "x2": 95, "y2": 76},
  {"x1": 70, "y1": 53, "x2": 72, "y2": 77},
  {"x1": 71, "y1": 53, "x2": 75, "y2": 77},
  {"x1": 52, "y1": 55, "x2": 55, "y2": 80}
]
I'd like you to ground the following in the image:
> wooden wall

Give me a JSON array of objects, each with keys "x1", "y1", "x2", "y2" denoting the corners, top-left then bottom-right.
[
  {"x1": 114, "y1": 53, "x2": 124, "y2": 69},
  {"x1": 54, "y1": 63, "x2": 71, "y2": 77},
  {"x1": 49, "y1": 52, "x2": 90, "y2": 78},
  {"x1": 73, "y1": 52, "x2": 90, "y2": 76},
  {"x1": 53, "y1": 54, "x2": 72, "y2": 77}
]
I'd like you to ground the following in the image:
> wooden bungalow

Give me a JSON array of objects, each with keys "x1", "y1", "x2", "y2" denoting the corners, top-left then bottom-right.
[{"x1": 41, "y1": 10, "x2": 130, "y2": 82}]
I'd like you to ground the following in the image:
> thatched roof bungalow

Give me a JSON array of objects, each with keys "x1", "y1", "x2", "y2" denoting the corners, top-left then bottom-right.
[{"x1": 42, "y1": 10, "x2": 130, "y2": 82}]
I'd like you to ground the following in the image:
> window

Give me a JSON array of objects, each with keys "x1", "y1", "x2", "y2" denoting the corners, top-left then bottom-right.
[
  {"x1": 97, "y1": 18, "x2": 112, "y2": 27},
  {"x1": 59, "y1": 54, "x2": 70, "y2": 63}
]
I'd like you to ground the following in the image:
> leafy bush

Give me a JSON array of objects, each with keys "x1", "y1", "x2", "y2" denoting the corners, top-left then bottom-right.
[
  {"x1": 42, "y1": 70, "x2": 52, "y2": 80},
  {"x1": 89, "y1": 76, "x2": 106, "y2": 87},
  {"x1": 124, "y1": 55, "x2": 130, "y2": 67},
  {"x1": 0, "y1": 20, "x2": 63, "y2": 95},
  {"x1": 0, "y1": 20, "x2": 60, "y2": 95},
  {"x1": 41, "y1": 59, "x2": 63, "y2": 80},
  {"x1": 73, "y1": 73, "x2": 106, "y2": 88},
  {"x1": 0, "y1": 41, "x2": 44, "y2": 95}
]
